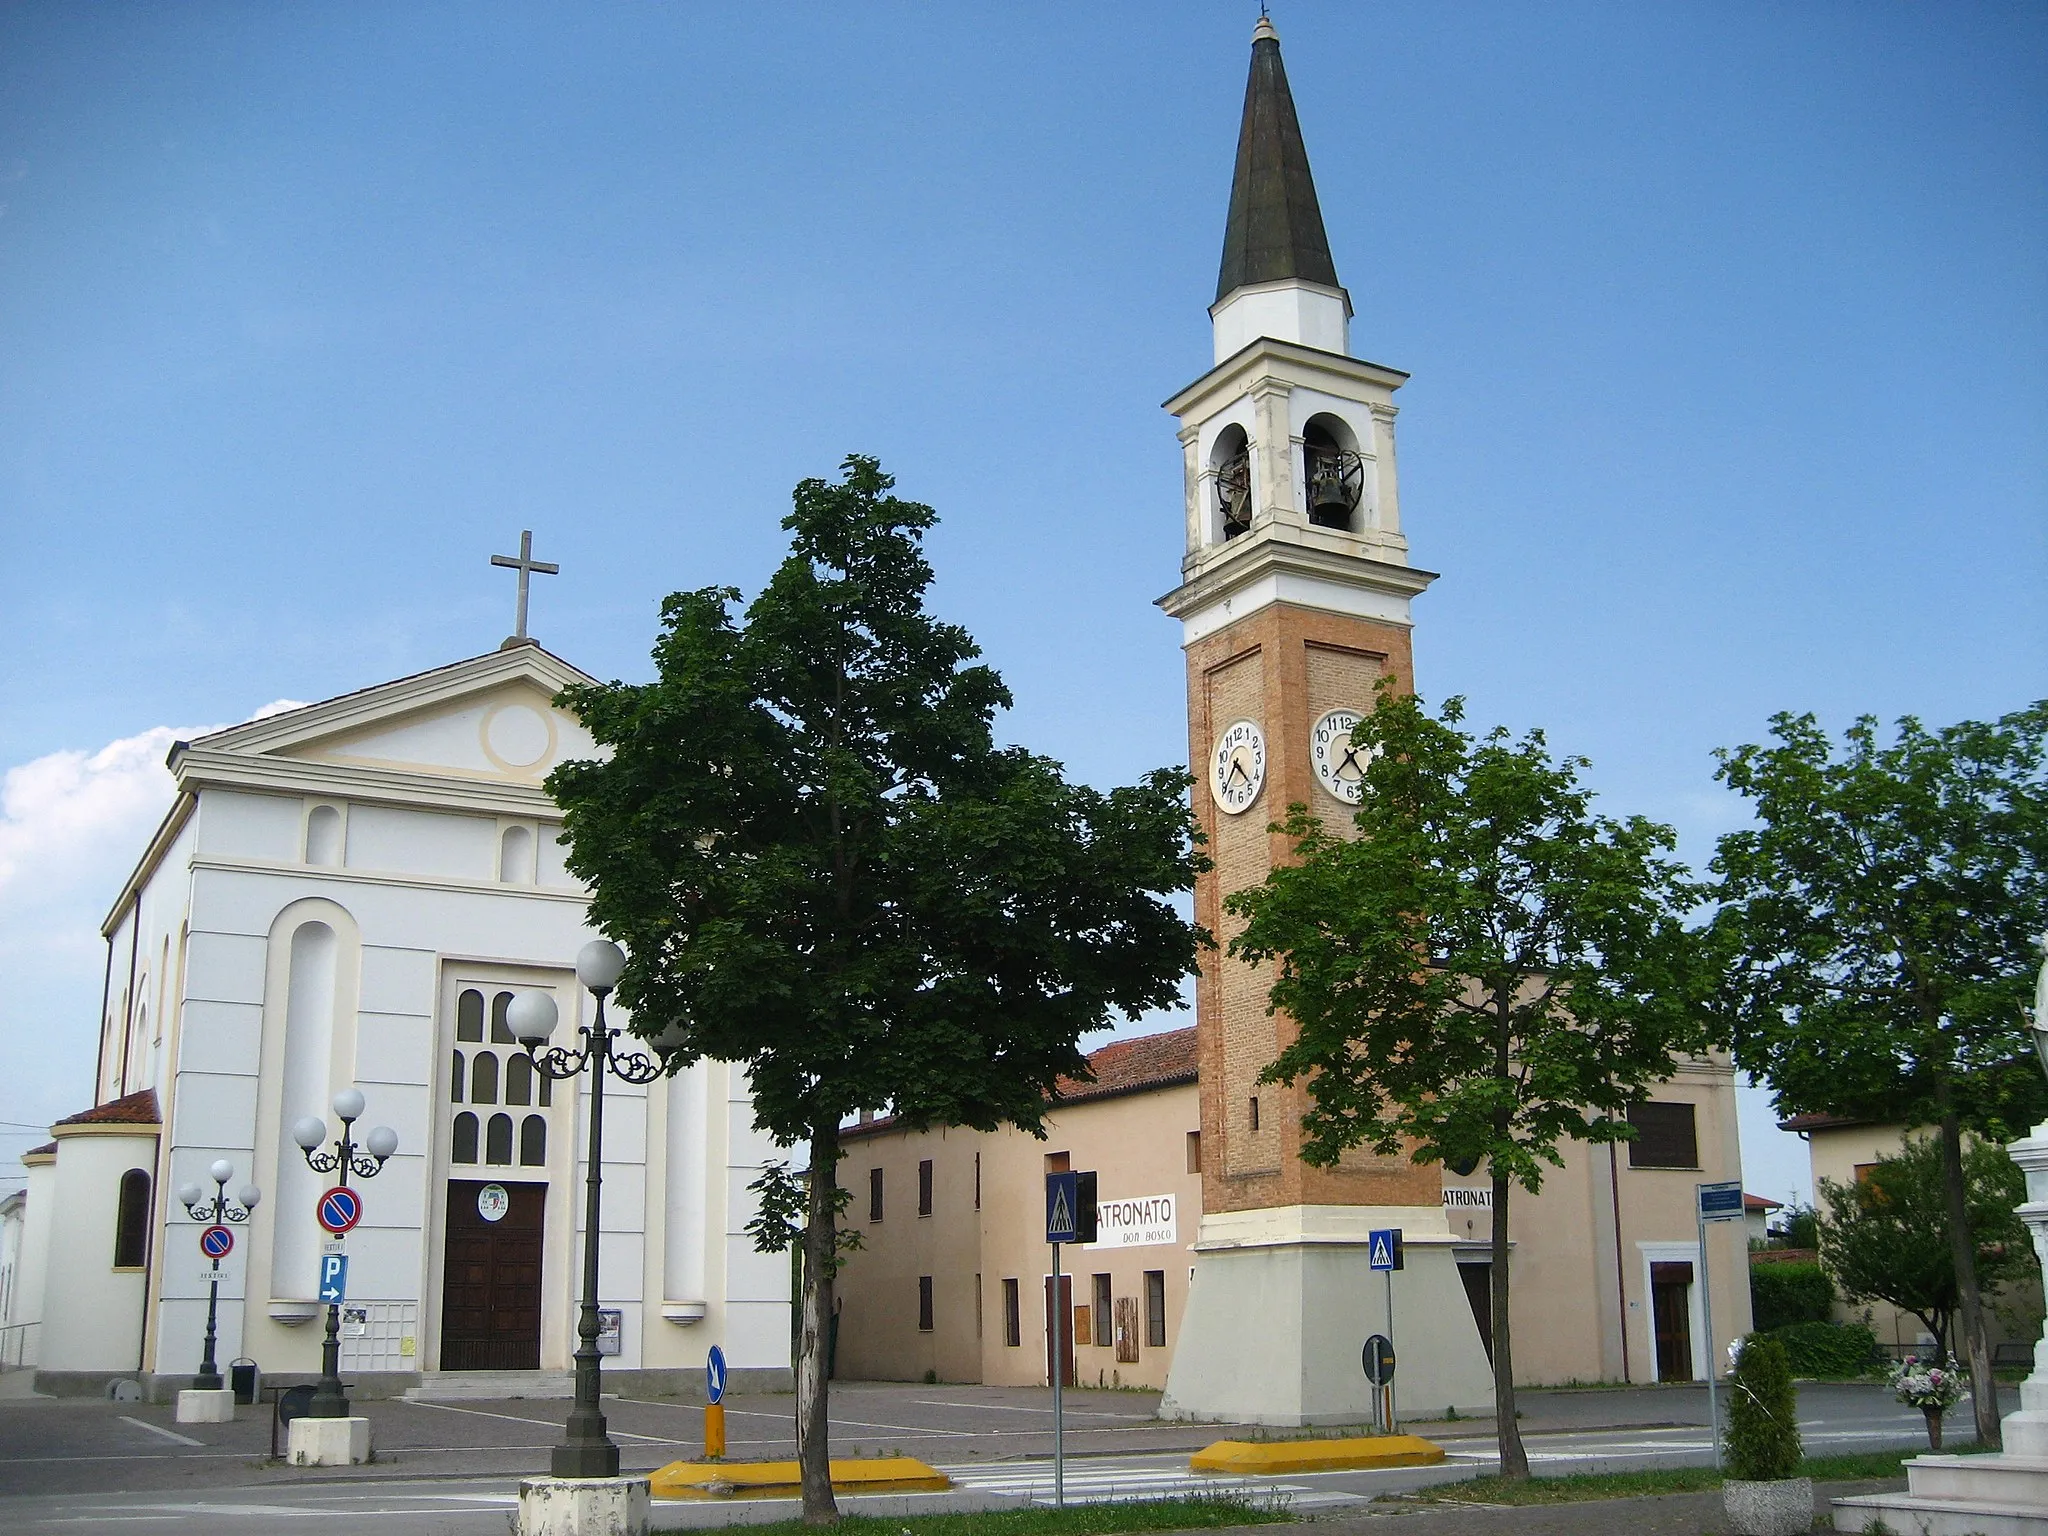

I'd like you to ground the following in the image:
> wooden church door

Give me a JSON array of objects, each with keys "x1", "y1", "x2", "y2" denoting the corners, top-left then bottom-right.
[{"x1": 440, "y1": 1180, "x2": 545, "y2": 1370}]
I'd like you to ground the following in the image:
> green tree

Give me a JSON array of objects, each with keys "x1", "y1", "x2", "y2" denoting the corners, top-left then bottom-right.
[
  {"x1": 1709, "y1": 705, "x2": 2048, "y2": 1447},
  {"x1": 1816, "y1": 1135, "x2": 2035, "y2": 1360},
  {"x1": 1228, "y1": 689, "x2": 1713, "y2": 1479},
  {"x1": 1725, "y1": 1335, "x2": 1802, "y2": 1482},
  {"x1": 548, "y1": 457, "x2": 1203, "y2": 1523}
]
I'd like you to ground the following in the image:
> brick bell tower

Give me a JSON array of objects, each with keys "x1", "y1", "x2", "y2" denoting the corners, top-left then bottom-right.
[{"x1": 1157, "y1": 16, "x2": 1493, "y2": 1425}]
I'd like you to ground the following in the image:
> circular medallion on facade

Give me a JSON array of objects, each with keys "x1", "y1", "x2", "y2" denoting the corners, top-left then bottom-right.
[
  {"x1": 1209, "y1": 719, "x2": 1267, "y2": 815},
  {"x1": 483, "y1": 703, "x2": 553, "y2": 769},
  {"x1": 1310, "y1": 708, "x2": 1374, "y2": 804},
  {"x1": 477, "y1": 1183, "x2": 511, "y2": 1223}
]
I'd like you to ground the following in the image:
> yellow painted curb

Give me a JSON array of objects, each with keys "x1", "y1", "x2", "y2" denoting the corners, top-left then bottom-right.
[
  {"x1": 650, "y1": 1456, "x2": 952, "y2": 1500},
  {"x1": 1191, "y1": 1434, "x2": 1446, "y2": 1474}
]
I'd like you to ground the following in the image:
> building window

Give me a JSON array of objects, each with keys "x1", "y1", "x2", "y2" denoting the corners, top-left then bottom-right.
[
  {"x1": 112, "y1": 1168, "x2": 151, "y2": 1269},
  {"x1": 506, "y1": 1053, "x2": 535, "y2": 1106},
  {"x1": 451, "y1": 1050, "x2": 465, "y2": 1102},
  {"x1": 1186, "y1": 1131, "x2": 1201, "y2": 1174},
  {"x1": 1002, "y1": 1279, "x2": 1021, "y2": 1347},
  {"x1": 520, "y1": 1114, "x2": 547, "y2": 1166},
  {"x1": 304, "y1": 804, "x2": 343, "y2": 866},
  {"x1": 1045, "y1": 1150, "x2": 1069, "y2": 1173},
  {"x1": 453, "y1": 1111, "x2": 479, "y2": 1163},
  {"x1": 869, "y1": 1167, "x2": 884, "y2": 1223},
  {"x1": 918, "y1": 1276, "x2": 934, "y2": 1332},
  {"x1": 1853, "y1": 1162, "x2": 1880, "y2": 1185},
  {"x1": 1627, "y1": 1101, "x2": 1699, "y2": 1169},
  {"x1": 1249, "y1": 1096, "x2": 1260, "y2": 1132},
  {"x1": 457, "y1": 988, "x2": 485, "y2": 1043},
  {"x1": 490, "y1": 991, "x2": 516, "y2": 1044},
  {"x1": 1145, "y1": 1270, "x2": 1166, "y2": 1349},
  {"x1": 486, "y1": 1112, "x2": 514, "y2": 1165},
  {"x1": 918, "y1": 1159, "x2": 934, "y2": 1217},
  {"x1": 1092, "y1": 1274, "x2": 1112, "y2": 1347},
  {"x1": 472, "y1": 1052, "x2": 499, "y2": 1104},
  {"x1": 499, "y1": 824, "x2": 533, "y2": 883}
]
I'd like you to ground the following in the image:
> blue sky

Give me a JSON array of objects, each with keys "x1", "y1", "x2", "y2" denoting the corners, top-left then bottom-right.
[{"x1": 2, "y1": 3, "x2": 2042, "y2": 1204}]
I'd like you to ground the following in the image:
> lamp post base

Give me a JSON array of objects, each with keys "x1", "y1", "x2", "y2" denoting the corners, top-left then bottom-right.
[
  {"x1": 174, "y1": 1388, "x2": 235, "y2": 1425},
  {"x1": 515, "y1": 1476, "x2": 648, "y2": 1536},
  {"x1": 550, "y1": 1437, "x2": 623, "y2": 1479}
]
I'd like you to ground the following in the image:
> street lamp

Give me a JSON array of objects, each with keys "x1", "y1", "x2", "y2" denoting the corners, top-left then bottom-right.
[
  {"x1": 177, "y1": 1162, "x2": 261, "y2": 1392},
  {"x1": 508, "y1": 939, "x2": 667, "y2": 1479},
  {"x1": 291, "y1": 1089, "x2": 398, "y2": 1419}
]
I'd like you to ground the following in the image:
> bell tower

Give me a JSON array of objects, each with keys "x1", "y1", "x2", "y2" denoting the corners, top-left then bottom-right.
[{"x1": 1158, "y1": 16, "x2": 1493, "y2": 1426}]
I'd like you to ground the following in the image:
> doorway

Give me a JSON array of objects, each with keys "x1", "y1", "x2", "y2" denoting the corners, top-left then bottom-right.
[
  {"x1": 1043, "y1": 1274, "x2": 1074, "y2": 1387},
  {"x1": 441, "y1": 1180, "x2": 545, "y2": 1370},
  {"x1": 1650, "y1": 1260, "x2": 1694, "y2": 1382}
]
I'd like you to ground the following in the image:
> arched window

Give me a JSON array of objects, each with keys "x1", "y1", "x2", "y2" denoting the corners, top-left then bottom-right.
[
  {"x1": 490, "y1": 992, "x2": 515, "y2": 1044},
  {"x1": 505, "y1": 1053, "x2": 534, "y2": 1107},
  {"x1": 113, "y1": 1169, "x2": 151, "y2": 1268},
  {"x1": 1211, "y1": 424, "x2": 1252, "y2": 540},
  {"x1": 452, "y1": 1112, "x2": 479, "y2": 1164},
  {"x1": 519, "y1": 1115, "x2": 547, "y2": 1166},
  {"x1": 1302, "y1": 413, "x2": 1364, "y2": 531},
  {"x1": 456, "y1": 989, "x2": 485, "y2": 1043},
  {"x1": 499, "y1": 825, "x2": 534, "y2": 884},
  {"x1": 304, "y1": 805, "x2": 344, "y2": 866},
  {"x1": 451, "y1": 1050, "x2": 465, "y2": 1102},
  {"x1": 471, "y1": 1052, "x2": 499, "y2": 1105},
  {"x1": 486, "y1": 1113, "x2": 514, "y2": 1165}
]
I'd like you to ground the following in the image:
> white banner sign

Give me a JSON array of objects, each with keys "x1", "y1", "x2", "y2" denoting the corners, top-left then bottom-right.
[
  {"x1": 1086, "y1": 1193, "x2": 1177, "y2": 1249},
  {"x1": 1443, "y1": 1186, "x2": 1492, "y2": 1210}
]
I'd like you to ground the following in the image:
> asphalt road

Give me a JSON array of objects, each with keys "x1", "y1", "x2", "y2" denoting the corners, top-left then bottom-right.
[{"x1": 0, "y1": 1377, "x2": 1989, "y2": 1533}]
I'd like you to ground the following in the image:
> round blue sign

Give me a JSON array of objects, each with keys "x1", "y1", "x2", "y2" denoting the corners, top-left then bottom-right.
[
  {"x1": 706, "y1": 1344, "x2": 727, "y2": 1404},
  {"x1": 199, "y1": 1224, "x2": 234, "y2": 1259},
  {"x1": 316, "y1": 1186, "x2": 362, "y2": 1235}
]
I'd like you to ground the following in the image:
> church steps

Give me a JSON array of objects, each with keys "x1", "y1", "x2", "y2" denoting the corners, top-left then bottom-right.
[{"x1": 405, "y1": 1370, "x2": 575, "y2": 1401}]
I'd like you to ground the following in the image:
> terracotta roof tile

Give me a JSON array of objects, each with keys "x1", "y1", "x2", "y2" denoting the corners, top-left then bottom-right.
[
  {"x1": 1776, "y1": 1111, "x2": 1865, "y2": 1134},
  {"x1": 1743, "y1": 1193, "x2": 1782, "y2": 1211},
  {"x1": 1055, "y1": 1027, "x2": 1198, "y2": 1105},
  {"x1": 53, "y1": 1088, "x2": 161, "y2": 1129},
  {"x1": 22, "y1": 1142, "x2": 54, "y2": 1159}
]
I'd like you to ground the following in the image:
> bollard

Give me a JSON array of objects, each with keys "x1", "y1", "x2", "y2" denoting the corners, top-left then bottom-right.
[{"x1": 703, "y1": 1400, "x2": 725, "y2": 1459}]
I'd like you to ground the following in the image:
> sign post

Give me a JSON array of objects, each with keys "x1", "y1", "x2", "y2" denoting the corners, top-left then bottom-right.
[
  {"x1": 1696, "y1": 1181, "x2": 1744, "y2": 1469},
  {"x1": 1367, "y1": 1228, "x2": 1404, "y2": 1432},
  {"x1": 1045, "y1": 1170, "x2": 1096, "y2": 1508}
]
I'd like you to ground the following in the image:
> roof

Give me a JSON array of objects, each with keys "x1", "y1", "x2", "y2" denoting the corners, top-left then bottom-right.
[
  {"x1": 1744, "y1": 1193, "x2": 1782, "y2": 1212},
  {"x1": 52, "y1": 1088, "x2": 161, "y2": 1129},
  {"x1": 1215, "y1": 16, "x2": 1341, "y2": 303},
  {"x1": 841, "y1": 1026, "x2": 1199, "y2": 1140},
  {"x1": 23, "y1": 1142, "x2": 54, "y2": 1158},
  {"x1": 1777, "y1": 1111, "x2": 1869, "y2": 1134},
  {"x1": 1054, "y1": 1026, "x2": 1199, "y2": 1106}
]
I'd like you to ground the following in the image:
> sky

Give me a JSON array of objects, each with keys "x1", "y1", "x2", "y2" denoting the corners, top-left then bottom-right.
[{"x1": 1, "y1": 2, "x2": 2043, "y2": 1206}]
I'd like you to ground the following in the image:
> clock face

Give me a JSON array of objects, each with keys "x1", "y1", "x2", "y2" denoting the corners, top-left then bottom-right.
[
  {"x1": 1310, "y1": 708, "x2": 1374, "y2": 804},
  {"x1": 1210, "y1": 719, "x2": 1267, "y2": 815}
]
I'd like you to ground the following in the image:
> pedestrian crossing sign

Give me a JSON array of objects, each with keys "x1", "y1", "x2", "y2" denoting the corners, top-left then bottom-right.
[
  {"x1": 1367, "y1": 1228, "x2": 1404, "y2": 1272},
  {"x1": 1046, "y1": 1172, "x2": 1078, "y2": 1243}
]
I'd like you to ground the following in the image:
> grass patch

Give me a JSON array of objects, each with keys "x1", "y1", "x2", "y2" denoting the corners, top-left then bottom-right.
[
  {"x1": 1402, "y1": 1444, "x2": 1982, "y2": 1509},
  {"x1": 727, "y1": 1493, "x2": 1291, "y2": 1536}
]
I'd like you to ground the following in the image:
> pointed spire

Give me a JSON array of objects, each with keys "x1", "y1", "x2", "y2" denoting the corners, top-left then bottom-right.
[{"x1": 1215, "y1": 15, "x2": 1340, "y2": 303}]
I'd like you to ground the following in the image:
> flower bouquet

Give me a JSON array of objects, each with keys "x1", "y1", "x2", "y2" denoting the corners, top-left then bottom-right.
[{"x1": 1888, "y1": 1355, "x2": 1969, "y2": 1450}]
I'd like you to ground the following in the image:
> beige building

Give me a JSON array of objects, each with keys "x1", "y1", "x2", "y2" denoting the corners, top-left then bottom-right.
[{"x1": 834, "y1": 1028, "x2": 1752, "y2": 1396}]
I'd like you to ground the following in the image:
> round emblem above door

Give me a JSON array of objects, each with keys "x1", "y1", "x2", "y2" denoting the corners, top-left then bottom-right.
[
  {"x1": 477, "y1": 1183, "x2": 510, "y2": 1223},
  {"x1": 1210, "y1": 719, "x2": 1267, "y2": 815}
]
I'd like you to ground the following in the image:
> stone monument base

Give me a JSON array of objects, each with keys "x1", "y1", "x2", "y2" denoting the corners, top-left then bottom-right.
[
  {"x1": 174, "y1": 1388, "x2": 235, "y2": 1424},
  {"x1": 286, "y1": 1415, "x2": 370, "y2": 1466},
  {"x1": 515, "y1": 1475, "x2": 650, "y2": 1536}
]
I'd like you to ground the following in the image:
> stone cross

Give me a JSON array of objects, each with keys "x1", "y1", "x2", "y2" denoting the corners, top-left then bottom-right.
[{"x1": 491, "y1": 530, "x2": 559, "y2": 641}]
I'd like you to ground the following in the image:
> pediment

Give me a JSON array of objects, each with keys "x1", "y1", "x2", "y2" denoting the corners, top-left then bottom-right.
[{"x1": 186, "y1": 644, "x2": 604, "y2": 788}]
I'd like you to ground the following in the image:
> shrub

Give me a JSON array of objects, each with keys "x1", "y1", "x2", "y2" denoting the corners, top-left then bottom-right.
[
  {"x1": 1750, "y1": 1261, "x2": 1834, "y2": 1332},
  {"x1": 1767, "y1": 1319, "x2": 1883, "y2": 1378},
  {"x1": 1726, "y1": 1334, "x2": 1802, "y2": 1482}
]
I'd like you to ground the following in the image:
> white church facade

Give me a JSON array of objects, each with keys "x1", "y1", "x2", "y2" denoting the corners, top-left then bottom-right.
[{"x1": 19, "y1": 638, "x2": 791, "y2": 1398}]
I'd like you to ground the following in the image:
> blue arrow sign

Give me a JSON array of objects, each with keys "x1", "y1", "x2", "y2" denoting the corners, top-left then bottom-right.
[
  {"x1": 706, "y1": 1344, "x2": 727, "y2": 1405},
  {"x1": 1368, "y1": 1228, "x2": 1401, "y2": 1271},
  {"x1": 318, "y1": 1253, "x2": 348, "y2": 1303},
  {"x1": 1045, "y1": 1172, "x2": 1079, "y2": 1244},
  {"x1": 199, "y1": 1224, "x2": 234, "y2": 1259}
]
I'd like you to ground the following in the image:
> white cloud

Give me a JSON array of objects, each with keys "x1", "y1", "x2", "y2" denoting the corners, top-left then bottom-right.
[{"x1": 0, "y1": 705, "x2": 303, "y2": 1149}]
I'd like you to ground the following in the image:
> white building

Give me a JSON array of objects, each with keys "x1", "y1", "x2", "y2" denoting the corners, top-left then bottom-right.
[{"x1": 20, "y1": 638, "x2": 790, "y2": 1399}]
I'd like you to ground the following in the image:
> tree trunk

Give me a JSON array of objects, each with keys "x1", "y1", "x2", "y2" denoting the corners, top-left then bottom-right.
[
  {"x1": 1936, "y1": 1100, "x2": 2001, "y2": 1450},
  {"x1": 1491, "y1": 1160, "x2": 1529, "y2": 1478},
  {"x1": 797, "y1": 1122, "x2": 841, "y2": 1524}
]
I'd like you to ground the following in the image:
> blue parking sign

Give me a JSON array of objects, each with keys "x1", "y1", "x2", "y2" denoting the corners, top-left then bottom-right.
[{"x1": 318, "y1": 1253, "x2": 348, "y2": 1303}]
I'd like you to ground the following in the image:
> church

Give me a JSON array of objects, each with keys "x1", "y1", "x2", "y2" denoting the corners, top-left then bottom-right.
[{"x1": 11, "y1": 620, "x2": 792, "y2": 1398}]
